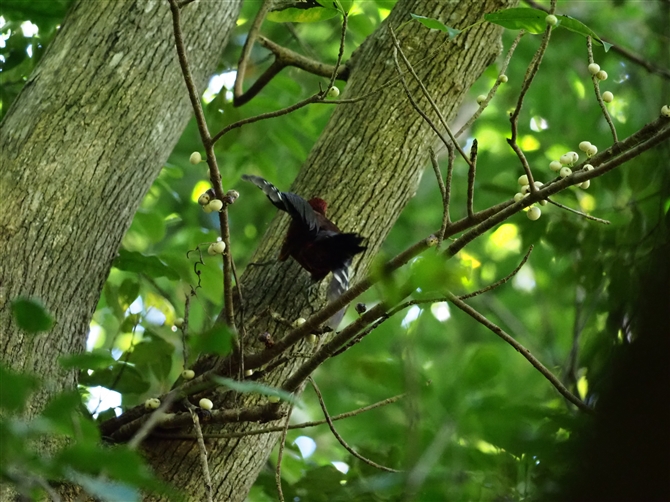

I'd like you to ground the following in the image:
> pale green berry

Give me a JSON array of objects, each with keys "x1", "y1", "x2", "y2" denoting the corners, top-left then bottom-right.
[
  {"x1": 596, "y1": 70, "x2": 608, "y2": 81},
  {"x1": 199, "y1": 398, "x2": 213, "y2": 410},
  {"x1": 327, "y1": 86, "x2": 340, "y2": 98},
  {"x1": 207, "y1": 199, "x2": 223, "y2": 212},
  {"x1": 245, "y1": 369, "x2": 254, "y2": 377},
  {"x1": 292, "y1": 317, "x2": 306, "y2": 328},
  {"x1": 145, "y1": 398, "x2": 161, "y2": 410},
  {"x1": 476, "y1": 94, "x2": 487, "y2": 104},
  {"x1": 174, "y1": 317, "x2": 185, "y2": 329},
  {"x1": 586, "y1": 144, "x2": 598, "y2": 157},
  {"x1": 518, "y1": 174, "x2": 529, "y2": 186},
  {"x1": 545, "y1": 14, "x2": 558, "y2": 26},
  {"x1": 181, "y1": 369, "x2": 195, "y2": 380},
  {"x1": 588, "y1": 63, "x2": 600, "y2": 75},
  {"x1": 602, "y1": 91, "x2": 613, "y2": 103},
  {"x1": 583, "y1": 164, "x2": 594, "y2": 171},
  {"x1": 539, "y1": 199, "x2": 548, "y2": 206},
  {"x1": 527, "y1": 206, "x2": 542, "y2": 221},
  {"x1": 189, "y1": 152, "x2": 202, "y2": 165},
  {"x1": 578, "y1": 141, "x2": 592, "y2": 152},
  {"x1": 534, "y1": 181, "x2": 543, "y2": 189},
  {"x1": 498, "y1": 74, "x2": 508, "y2": 83},
  {"x1": 580, "y1": 180, "x2": 591, "y2": 189},
  {"x1": 560, "y1": 167, "x2": 572, "y2": 178},
  {"x1": 661, "y1": 105, "x2": 670, "y2": 117},
  {"x1": 207, "y1": 241, "x2": 226, "y2": 256},
  {"x1": 198, "y1": 192, "x2": 211, "y2": 206},
  {"x1": 550, "y1": 160, "x2": 562, "y2": 172},
  {"x1": 521, "y1": 184, "x2": 530, "y2": 195},
  {"x1": 514, "y1": 193, "x2": 525, "y2": 202},
  {"x1": 268, "y1": 395, "x2": 280, "y2": 403},
  {"x1": 307, "y1": 334, "x2": 318, "y2": 344},
  {"x1": 560, "y1": 154, "x2": 572, "y2": 166}
]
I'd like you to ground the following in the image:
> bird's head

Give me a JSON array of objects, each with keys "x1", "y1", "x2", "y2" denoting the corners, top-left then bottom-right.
[{"x1": 308, "y1": 197, "x2": 328, "y2": 215}]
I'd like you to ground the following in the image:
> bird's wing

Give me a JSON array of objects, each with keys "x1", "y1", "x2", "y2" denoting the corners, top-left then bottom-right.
[{"x1": 242, "y1": 174, "x2": 319, "y2": 234}]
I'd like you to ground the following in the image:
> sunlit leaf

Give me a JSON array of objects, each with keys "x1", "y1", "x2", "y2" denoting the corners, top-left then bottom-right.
[
  {"x1": 484, "y1": 8, "x2": 547, "y2": 34},
  {"x1": 113, "y1": 249, "x2": 179, "y2": 280},
  {"x1": 410, "y1": 14, "x2": 461, "y2": 38}
]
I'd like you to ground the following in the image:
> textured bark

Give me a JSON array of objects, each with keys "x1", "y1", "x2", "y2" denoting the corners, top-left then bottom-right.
[
  {"x1": 143, "y1": 0, "x2": 517, "y2": 500},
  {"x1": 0, "y1": 0, "x2": 241, "y2": 415}
]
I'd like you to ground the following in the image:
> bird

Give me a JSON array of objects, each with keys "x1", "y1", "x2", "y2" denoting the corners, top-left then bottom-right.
[{"x1": 242, "y1": 174, "x2": 366, "y2": 327}]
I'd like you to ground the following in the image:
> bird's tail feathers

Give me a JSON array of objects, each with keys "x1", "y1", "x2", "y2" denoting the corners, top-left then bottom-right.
[{"x1": 326, "y1": 263, "x2": 351, "y2": 329}]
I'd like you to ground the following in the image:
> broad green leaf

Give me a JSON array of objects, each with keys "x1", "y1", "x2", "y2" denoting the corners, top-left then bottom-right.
[
  {"x1": 188, "y1": 324, "x2": 233, "y2": 356},
  {"x1": 410, "y1": 14, "x2": 461, "y2": 38},
  {"x1": 59, "y1": 350, "x2": 116, "y2": 370},
  {"x1": 11, "y1": 297, "x2": 54, "y2": 333},
  {"x1": 558, "y1": 15, "x2": 612, "y2": 51},
  {"x1": 484, "y1": 8, "x2": 547, "y2": 34},
  {"x1": 128, "y1": 336, "x2": 174, "y2": 382},
  {"x1": 79, "y1": 363, "x2": 150, "y2": 395},
  {"x1": 212, "y1": 376, "x2": 297, "y2": 404},
  {"x1": 113, "y1": 249, "x2": 179, "y2": 280},
  {"x1": 0, "y1": 363, "x2": 39, "y2": 412}
]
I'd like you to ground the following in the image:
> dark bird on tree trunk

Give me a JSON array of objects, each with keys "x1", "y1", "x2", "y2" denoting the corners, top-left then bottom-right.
[{"x1": 242, "y1": 174, "x2": 366, "y2": 327}]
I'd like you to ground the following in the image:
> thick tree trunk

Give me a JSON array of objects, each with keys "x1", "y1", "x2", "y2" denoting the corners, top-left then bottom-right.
[
  {"x1": 143, "y1": 0, "x2": 516, "y2": 500},
  {"x1": 0, "y1": 0, "x2": 241, "y2": 416}
]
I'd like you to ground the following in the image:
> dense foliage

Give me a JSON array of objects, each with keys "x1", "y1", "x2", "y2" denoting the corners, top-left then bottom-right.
[{"x1": 1, "y1": 0, "x2": 668, "y2": 500}]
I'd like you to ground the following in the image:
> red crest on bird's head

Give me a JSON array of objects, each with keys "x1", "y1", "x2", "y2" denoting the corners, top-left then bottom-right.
[{"x1": 308, "y1": 197, "x2": 328, "y2": 215}]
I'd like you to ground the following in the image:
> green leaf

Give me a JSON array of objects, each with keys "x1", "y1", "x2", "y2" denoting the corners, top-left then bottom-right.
[
  {"x1": 68, "y1": 473, "x2": 140, "y2": 502},
  {"x1": 267, "y1": 2, "x2": 340, "y2": 23},
  {"x1": 113, "y1": 249, "x2": 179, "y2": 280},
  {"x1": 79, "y1": 363, "x2": 150, "y2": 395},
  {"x1": 41, "y1": 391, "x2": 100, "y2": 441},
  {"x1": 11, "y1": 297, "x2": 54, "y2": 333},
  {"x1": 410, "y1": 14, "x2": 461, "y2": 38},
  {"x1": 128, "y1": 336, "x2": 174, "y2": 382},
  {"x1": 558, "y1": 15, "x2": 612, "y2": 51},
  {"x1": 0, "y1": 363, "x2": 40, "y2": 412},
  {"x1": 132, "y1": 209, "x2": 166, "y2": 244},
  {"x1": 212, "y1": 376, "x2": 298, "y2": 404},
  {"x1": 59, "y1": 350, "x2": 116, "y2": 370},
  {"x1": 484, "y1": 8, "x2": 547, "y2": 34},
  {"x1": 188, "y1": 324, "x2": 233, "y2": 356},
  {"x1": 118, "y1": 279, "x2": 140, "y2": 310}
]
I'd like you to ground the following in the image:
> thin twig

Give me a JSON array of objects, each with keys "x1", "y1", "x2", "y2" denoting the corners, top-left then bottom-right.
[
  {"x1": 127, "y1": 393, "x2": 177, "y2": 449},
  {"x1": 155, "y1": 394, "x2": 405, "y2": 440},
  {"x1": 181, "y1": 292, "x2": 191, "y2": 367},
  {"x1": 167, "y1": 0, "x2": 236, "y2": 333},
  {"x1": 456, "y1": 31, "x2": 524, "y2": 138},
  {"x1": 508, "y1": 2, "x2": 555, "y2": 194},
  {"x1": 275, "y1": 404, "x2": 293, "y2": 502},
  {"x1": 522, "y1": 0, "x2": 670, "y2": 80},
  {"x1": 587, "y1": 36, "x2": 618, "y2": 143},
  {"x1": 212, "y1": 93, "x2": 322, "y2": 144},
  {"x1": 391, "y1": 48, "x2": 454, "y2": 158},
  {"x1": 326, "y1": 12, "x2": 348, "y2": 93},
  {"x1": 258, "y1": 35, "x2": 349, "y2": 80},
  {"x1": 234, "y1": 0, "x2": 272, "y2": 100},
  {"x1": 429, "y1": 147, "x2": 450, "y2": 245},
  {"x1": 187, "y1": 405, "x2": 214, "y2": 502},
  {"x1": 390, "y1": 27, "x2": 472, "y2": 168},
  {"x1": 458, "y1": 245, "x2": 534, "y2": 300},
  {"x1": 309, "y1": 378, "x2": 400, "y2": 472},
  {"x1": 467, "y1": 139, "x2": 478, "y2": 218},
  {"x1": 547, "y1": 197, "x2": 611, "y2": 224},
  {"x1": 447, "y1": 293, "x2": 593, "y2": 414}
]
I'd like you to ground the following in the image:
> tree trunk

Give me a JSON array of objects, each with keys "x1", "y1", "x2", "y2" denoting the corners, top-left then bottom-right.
[
  {"x1": 0, "y1": 0, "x2": 241, "y2": 416},
  {"x1": 143, "y1": 0, "x2": 516, "y2": 499}
]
